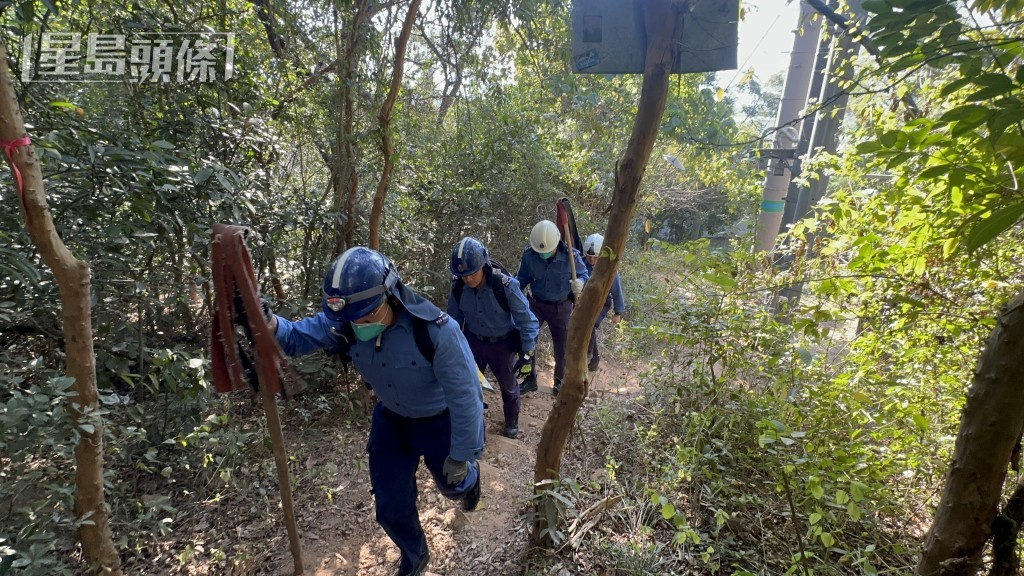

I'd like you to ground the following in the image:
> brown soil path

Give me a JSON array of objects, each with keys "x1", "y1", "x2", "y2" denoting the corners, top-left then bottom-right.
[{"x1": 269, "y1": 354, "x2": 641, "y2": 576}]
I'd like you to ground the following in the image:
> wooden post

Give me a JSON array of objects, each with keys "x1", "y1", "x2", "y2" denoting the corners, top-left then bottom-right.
[
  {"x1": 260, "y1": 376, "x2": 304, "y2": 574},
  {"x1": 210, "y1": 226, "x2": 304, "y2": 573},
  {"x1": 563, "y1": 223, "x2": 577, "y2": 281}
]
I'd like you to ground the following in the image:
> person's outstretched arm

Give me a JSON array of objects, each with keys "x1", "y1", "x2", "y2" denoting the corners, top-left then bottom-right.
[
  {"x1": 432, "y1": 324, "x2": 485, "y2": 462},
  {"x1": 275, "y1": 313, "x2": 349, "y2": 357},
  {"x1": 505, "y1": 277, "x2": 539, "y2": 352}
]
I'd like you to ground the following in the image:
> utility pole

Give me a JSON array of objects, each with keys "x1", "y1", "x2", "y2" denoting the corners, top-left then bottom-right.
[
  {"x1": 794, "y1": 0, "x2": 862, "y2": 224},
  {"x1": 779, "y1": 5, "x2": 833, "y2": 233},
  {"x1": 777, "y1": 0, "x2": 862, "y2": 309},
  {"x1": 753, "y1": 1, "x2": 822, "y2": 255}
]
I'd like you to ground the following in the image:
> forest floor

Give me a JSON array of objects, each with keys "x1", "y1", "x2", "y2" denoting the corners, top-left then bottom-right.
[
  {"x1": 246, "y1": 351, "x2": 645, "y2": 576},
  {"x1": 157, "y1": 340, "x2": 647, "y2": 573}
]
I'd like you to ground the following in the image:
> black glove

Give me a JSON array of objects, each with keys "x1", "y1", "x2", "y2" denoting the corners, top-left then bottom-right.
[
  {"x1": 232, "y1": 289, "x2": 247, "y2": 325},
  {"x1": 443, "y1": 456, "x2": 469, "y2": 484},
  {"x1": 233, "y1": 291, "x2": 276, "y2": 332},
  {"x1": 513, "y1": 351, "x2": 533, "y2": 379}
]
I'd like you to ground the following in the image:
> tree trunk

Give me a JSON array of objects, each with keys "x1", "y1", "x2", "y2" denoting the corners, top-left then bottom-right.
[
  {"x1": 989, "y1": 477, "x2": 1024, "y2": 576},
  {"x1": 368, "y1": 0, "x2": 421, "y2": 250},
  {"x1": 251, "y1": 0, "x2": 287, "y2": 61},
  {"x1": 0, "y1": 40, "x2": 121, "y2": 575},
  {"x1": 330, "y1": 0, "x2": 368, "y2": 256},
  {"x1": 917, "y1": 289, "x2": 1024, "y2": 576},
  {"x1": 268, "y1": 248, "x2": 286, "y2": 301},
  {"x1": 530, "y1": 0, "x2": 680, "y2": 546}
]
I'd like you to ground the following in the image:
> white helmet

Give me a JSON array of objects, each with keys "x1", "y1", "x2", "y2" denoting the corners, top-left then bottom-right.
[
  {"x1": 530, "y1": 220, "x2": 561, "y2": 253},
  {"x1": 583, "y1": 233, "x2": 604, "y2": 256}
]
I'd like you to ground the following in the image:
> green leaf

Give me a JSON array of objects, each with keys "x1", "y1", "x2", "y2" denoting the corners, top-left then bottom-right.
[
  {"x1": 820, "y1": 531, "x2": 835, "y2": 547},
  {"x1": 892, "y1": 294, "x2": 925, "y2": 308},
  {"x1": 987, "y1": 111, "x2": 1019, "y2": 146},
  {"x1": 703, "y1": 272, "x2": 736, "y2": 289},
  {"x1": 661, "y1": 502, "x2": 676, "y2": 520},
  {"x1": 809, "y1": 512, "x2": 822, "y2": 525},
  {"x1": 940, "y1": 76, "x2": 973, "y2": 97},
  {"x1": 913, "y1": 413, "x2": 929, "y2": 431},
  {"x1": 857, "y1": 140, "x2": 884, "y2": 154},
  {"x1": 850, "y1": 481, "x2": 868, "y2": 501},
  {"x1": 885, "y1": 152, "x2": 914, "y2": 169},
  {"x1": 861, "y1": 0, "x2": 892, "y2": 14},
  {"x1": 194, "y1": 167, "x2": 214, "y2": 185},
  {"x1": 938, "y1": 104, "x2": 989, "y2": 124},
  {"x1": 966, "y1": 200, "x2": 1024, "y2": 252},
  {"x1": 878, "y1": 130, "x2": 900, "y2": 149},
  {"x1": 918, "y1": 164, "x2": 950, "y2": 179},
  {"x1": 848, "y1": 501, "x2": 862, "y2": 521},
  {"x1": 942, "y1": 236, "x2": 959, "y2": 258},
  {"x1": 967, "y1": 84, "x2": 1017, "y2": 102},
  {"x1": 972, "y1": 72, "x2": 1016, "y2": 91}
]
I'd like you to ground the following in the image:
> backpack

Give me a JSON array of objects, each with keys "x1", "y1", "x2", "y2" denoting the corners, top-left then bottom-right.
[{"x1": 451, "y1": 258, "x2": 512, "y2": 314}]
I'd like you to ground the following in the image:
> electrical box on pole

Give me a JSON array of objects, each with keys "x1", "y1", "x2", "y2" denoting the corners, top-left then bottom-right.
[{"x1": 571, "y1": 0, "x2": 739, "y2": 74}]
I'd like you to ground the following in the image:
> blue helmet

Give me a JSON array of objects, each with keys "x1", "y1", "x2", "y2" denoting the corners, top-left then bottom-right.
[
  {"x1": 322, "y1": 247, "x2": 401, "y2": 322},
  {"x1": 450, "y1": 237, "x2": 489, "y2": 276}
]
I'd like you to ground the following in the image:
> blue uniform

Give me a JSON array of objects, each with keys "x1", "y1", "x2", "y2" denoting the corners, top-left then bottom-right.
[
  {"x1": 274, "y1": 286, "x2": 483, "y2": 573},
  {"x1": 516, "y1": 243, "x2": 589, "y2": 390},
  {"x1": 276, "y1": 309, "x2": 484, "y2": 461},
  {"x1": 516, "y1": 243, "x2": 589, "y2": 302},
  {"x1": 447, "y1": 274, "x2": 539, "y2": 352},
  {"x1": 584, "y1": 260, "x2": 626, "y2": 315},
  {"x1": 584, "y1": 260, "x2": 627, "y2": 371},
  {"x1": 448, "y1": 270, "x2": 538, "y2": 429}
]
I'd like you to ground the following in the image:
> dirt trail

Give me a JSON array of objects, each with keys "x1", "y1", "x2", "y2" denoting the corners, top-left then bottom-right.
[{"x1": 270, "y1": 354, "x2": 641, "y2": 576}]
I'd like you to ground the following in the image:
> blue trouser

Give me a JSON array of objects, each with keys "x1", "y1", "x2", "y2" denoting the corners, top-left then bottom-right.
[
  {"x1": 368, "y1": 403, "x2": 480, "y2": 573},
  {"x1": 588, "y1": 301, "x2": 612, "y2": 367},
  {"x1": 528, "y1": 297, "x2": 574, "y2": 384},
  {"x1": 465, "y1": 331, "x2": 519, "y2": 426}
]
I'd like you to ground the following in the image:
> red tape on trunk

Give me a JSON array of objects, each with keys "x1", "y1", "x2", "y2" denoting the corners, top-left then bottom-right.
[{"x1": 2, "y1": 136, "x2": 32, "y2": 212}]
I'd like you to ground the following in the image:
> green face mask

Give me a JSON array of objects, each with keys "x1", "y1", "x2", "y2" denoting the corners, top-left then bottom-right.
[
  {"x1": 539, "y1": 250, "x2": 555, "y2": 260},
  {"x1": 352, "y1": 322, "x2": 387, "y2": 341}
]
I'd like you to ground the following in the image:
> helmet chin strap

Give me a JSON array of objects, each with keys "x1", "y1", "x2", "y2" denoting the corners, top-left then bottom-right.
[{"x1": 373, "y1": 300, "x2": 398, "y2": 352}]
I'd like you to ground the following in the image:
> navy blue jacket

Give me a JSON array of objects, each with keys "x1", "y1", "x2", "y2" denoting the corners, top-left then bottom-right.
[
  {"x1": 516, "y1": 243, "x2": 589, "y2": 302},
  {"x1": 447, "y1": 273, "x2": 539, "y2": 352},
  {"x1": 584, "y1": 261, "x2": 626, "y2": 315},
  {"x1": 274, "y1": 287, "x2": 484, "y2": 462}
]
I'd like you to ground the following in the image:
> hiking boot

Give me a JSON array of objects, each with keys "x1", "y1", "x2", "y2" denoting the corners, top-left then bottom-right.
[
  {"x1": 519, "y1": 374, "x2": 538, "y2": 394},
  {"x1": 397, "y1": 549, "x2": 429, "y2": 576},
  {"x1": 588, "y1": 358, "x2": 600, "y2": 372},
  {"x1": 552, "y1": 378, "x2": 562, "y2": 396},
  {"x1": 463, "y1": 477, "x2": 482, "y2": 511},
  {"x1": 503, "y1": 423, "x2": 519, "y2": 439}
]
